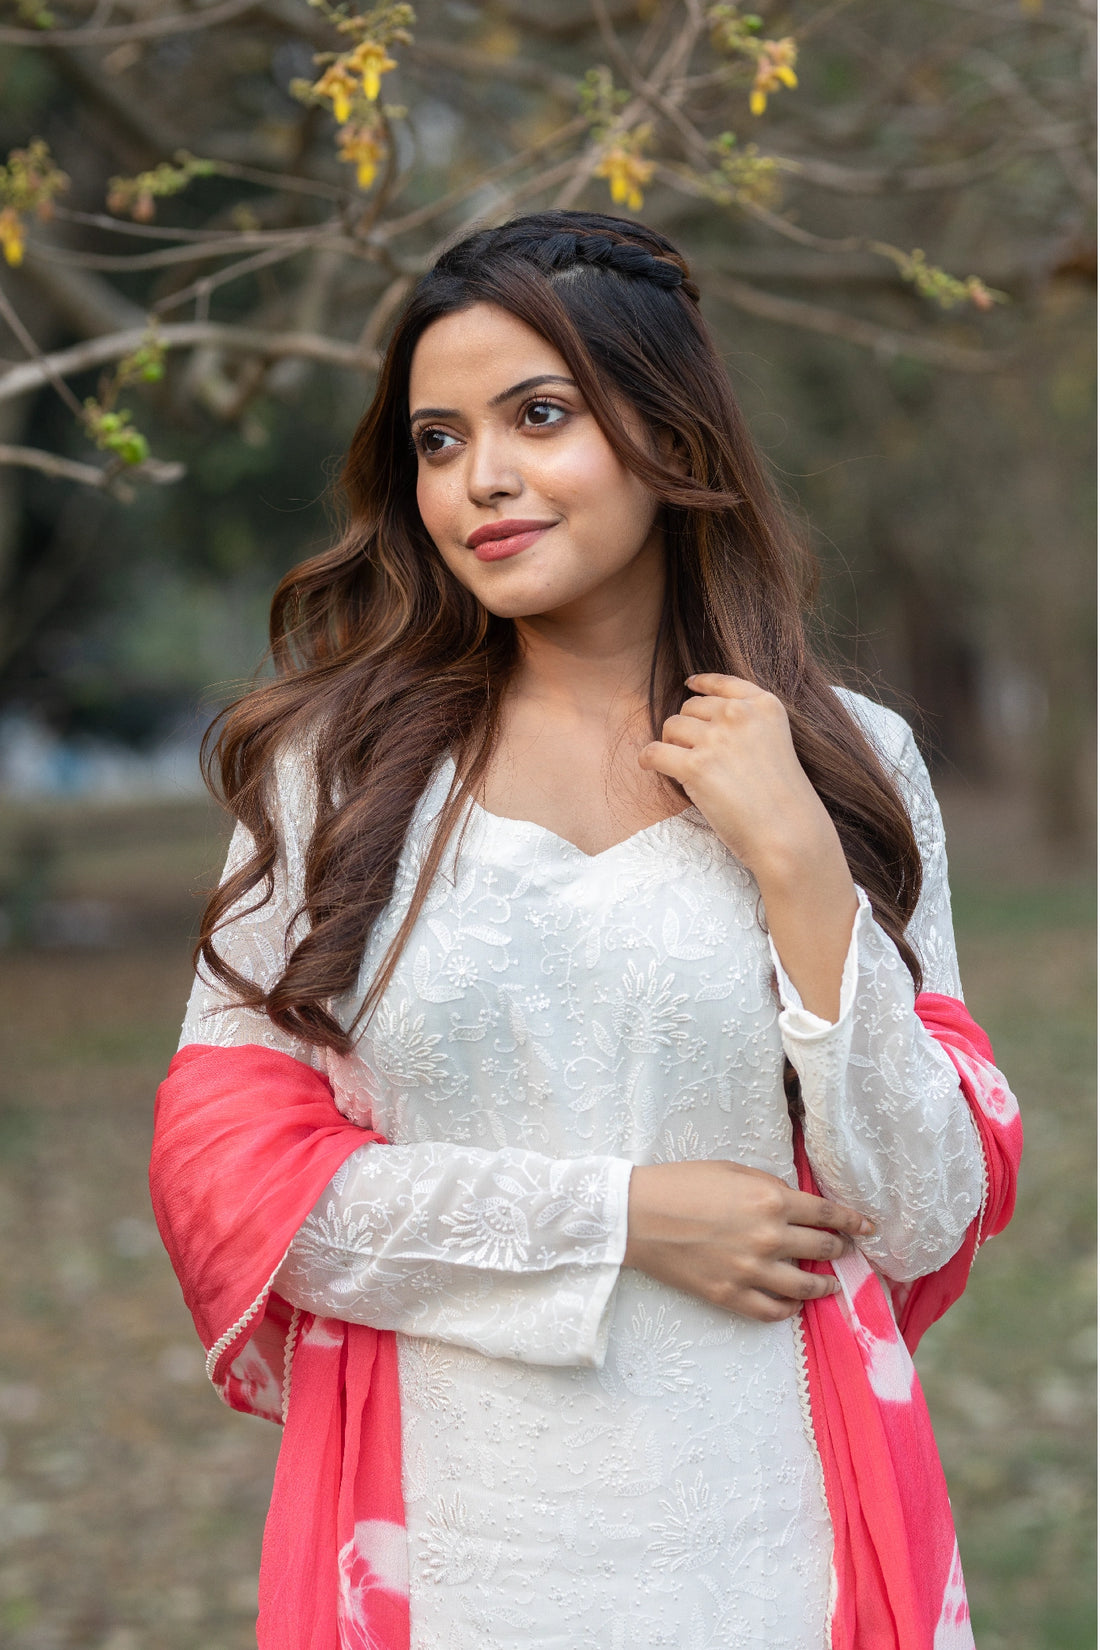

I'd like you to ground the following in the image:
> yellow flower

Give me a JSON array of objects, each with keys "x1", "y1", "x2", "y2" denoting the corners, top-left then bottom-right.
[
  {"x1": 595, "y1": 145, "x2": 654, "y2": 213},
  {"x1": 347, "y1": 40, "x2": 397, "y2": 102},
  {"x1": 750, "y1": 37, "x2": 798, "y2": 116},
  {"x1": 0, "y1": 207, "x2": 25, "y2": 267},
  {"x1": 337, "y1": 123, "x2": 386, "y2": 190},
  {"x1": 313, "y1": 61, "x2": 358, "y2": 125}
]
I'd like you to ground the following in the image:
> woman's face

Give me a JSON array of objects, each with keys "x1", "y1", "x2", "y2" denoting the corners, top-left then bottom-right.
[{"x1": 408, "y1": 302, "x2": 664, "y2": 623}]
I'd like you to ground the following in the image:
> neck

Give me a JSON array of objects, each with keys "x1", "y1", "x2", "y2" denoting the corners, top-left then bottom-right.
[{"x1": 509, "y1": 539, "x2": 665, "y2": 729}]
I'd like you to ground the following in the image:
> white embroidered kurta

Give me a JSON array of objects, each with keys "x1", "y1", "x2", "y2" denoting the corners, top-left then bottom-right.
[{"x1": 180, "y1": 691, "x2": 982, "y2": 1650}]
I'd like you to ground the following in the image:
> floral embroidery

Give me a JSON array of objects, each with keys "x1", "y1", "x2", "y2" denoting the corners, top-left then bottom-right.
[
  {"x1": 440, "y1": 1194, "x2": 530, "y2": 1269},
  {"x1": 646, "y1": 1475, "x2": 731, "y2": 1573},
  {"x1": 602, "y1": 960, "x2": 692, "y2": 1053},
  {"x1": 184, "y1": 694, "x2": 984, "y2": 1649},
  {"x1": 604, "y1": 1302, "x2": 697, "y2": 1400}
]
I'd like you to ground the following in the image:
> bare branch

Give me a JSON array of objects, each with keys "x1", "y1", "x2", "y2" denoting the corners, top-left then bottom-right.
[
  {"x1": 774, "y1": 136, "x2": 1074, "y2": 196},
  {"x1": 407, "y1": 39, "x2": 578, "y2": 102},
  {"x1": 0, "y1": 0, "x2": 260, "y2": 49},
  {"x1": 0, "y1": 321, "x2": 380, "y2": 406},
  {"x1": 554, "y1": 0, "x2": 706, "y2": 208},
  {"x1": 19, "y1": 249, "x2": 147, "y2": 335},
  {"x1": 961, "y1": 47, "x2": 1096, "y2": 205},
  {"x1": 149, "y1": 240, "x2": 313, "y2": 319},
  {"x1": 375, "y1": 114, "x2": 590, "y2": 243},
  {"x1": 707, "y1": 274, "x2": 1012, "y2": 373},
  {"x1": 27, "y1": 225, "x2": 375, "y2": 273},
  {"x1": 0, "y1": 441, "x2": 184, "y2": 488},
  {"x1": 0, "y1": 443, "x2": 114, "y2": 487},
  {"x1": 0, "y1": 280, "x2": 86, "y2": 418}
]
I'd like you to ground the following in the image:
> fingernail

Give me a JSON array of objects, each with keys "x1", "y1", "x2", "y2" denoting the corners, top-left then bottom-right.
[{"x1": 859, "y1": 1218, "x2": 876, "y2": 1236}]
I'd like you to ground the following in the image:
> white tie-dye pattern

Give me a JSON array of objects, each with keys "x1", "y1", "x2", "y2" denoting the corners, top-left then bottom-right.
[
  {"x1": 933, "y1": 1540, "x2": 975, "y2": 1649},
  {"x1": 301, "y1": 1314, "x2": 345, "y2": 1349},
  {"x1": 338, "y1": 1519, "x2": 411, "y2": 1649},
  {"x1": 227, "y1": 1338, "x2": 283, "y2": 1419},
  {"x1": 953, "y1": 1049, "x2": 1020, "y2": 1125}
]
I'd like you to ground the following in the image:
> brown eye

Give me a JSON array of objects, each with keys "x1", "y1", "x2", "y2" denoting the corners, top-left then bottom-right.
[
  {"x1": 415, "y1": 428, "x2": 458, "y2": 456},
  {"x1": 522, "y1": 400, "x2": 566, "y2": 429}
]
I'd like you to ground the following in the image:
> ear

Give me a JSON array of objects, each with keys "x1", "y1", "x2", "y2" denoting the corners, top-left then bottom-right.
[{"x1": 655, "y1": 425, "x2": 690, "y2": 478}]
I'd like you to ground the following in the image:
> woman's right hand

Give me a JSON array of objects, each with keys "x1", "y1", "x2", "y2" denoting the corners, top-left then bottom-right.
[{"x1": 623, "y1": 1159, "x2": 874, "y2": 1322}]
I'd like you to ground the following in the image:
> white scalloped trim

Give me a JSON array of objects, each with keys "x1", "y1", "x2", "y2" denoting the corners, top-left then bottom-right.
[
  {"x1": 204, "y1": 1252, "x2": 289, "y2": 1383},
  {"x1": 792, "y1": 1310, "x2": 837, "y2": 1648},
  {"x1": 281, "y1": 1305, "x2": 304, "y2": 1423}
]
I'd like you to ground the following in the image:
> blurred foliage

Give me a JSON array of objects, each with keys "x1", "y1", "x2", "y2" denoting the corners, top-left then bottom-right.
[{"x1": 0, "y1": 0, "x2": 1093, "y2": 839}]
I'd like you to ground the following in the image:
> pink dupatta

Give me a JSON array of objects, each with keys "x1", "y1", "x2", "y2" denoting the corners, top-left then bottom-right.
[
  {"x1": 796, "y1": 992, "x2": 1022, "y2": 1649},
  {"x1": 151, "y1": 992, "x2": 1020, "y2": 1650},
  {"x1": 150, "y1": 1043, "x2": 408, "y2": 1649}
]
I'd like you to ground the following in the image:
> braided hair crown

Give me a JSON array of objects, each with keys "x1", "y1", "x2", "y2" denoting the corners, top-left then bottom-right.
[{"x1": 433, "y1": 209, "x2": 700, "y2": 304}]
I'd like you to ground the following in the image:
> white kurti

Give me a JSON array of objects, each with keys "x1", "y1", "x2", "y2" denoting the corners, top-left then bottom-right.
[{"x1": 180, "y1": 691, "x2": 982, "y2": 1650}]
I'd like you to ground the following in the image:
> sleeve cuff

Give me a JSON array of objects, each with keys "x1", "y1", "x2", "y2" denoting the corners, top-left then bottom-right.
[
  {"x1": 578, "y1": 1158, "x2": 632, "y2": 1368},
  {"x1": 769, "y1": 886, "x2": 872, "y2": 1041}
]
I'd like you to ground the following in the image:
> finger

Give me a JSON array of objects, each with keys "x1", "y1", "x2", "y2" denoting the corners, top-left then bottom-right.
[
  {"x1": 781, "y1": 1225, "x2": 853, "y2": 1263},
  {"x1": 638, "y1": 740, "x2": 694, "y2": 782},
  {"x1": 684, "y1": 673, "x2": 762, "y2": 700},
  {"x1": 783, "y1": 1190, "x2": 875, "y2": 1238},
  {"x1": 737, "y1": 1290, "x2": 805, "y2": 1323},
  {"x1": 756, "y1": 1262, "x2": 841, "y2": 1303},
  {"x1": 678, "y1": 696, "x2": 719, "y2": 723},
  {"x1": 658, "y1": 714, "x2": 703, "y2": 749}
]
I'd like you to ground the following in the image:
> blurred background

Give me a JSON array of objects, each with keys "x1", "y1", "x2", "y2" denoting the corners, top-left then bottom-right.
[{"x1": 0, "y1": 1, "x2": 1094, "y2": 1646}]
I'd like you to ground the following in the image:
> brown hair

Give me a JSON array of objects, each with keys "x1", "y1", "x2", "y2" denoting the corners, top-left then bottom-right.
[{"x1": 198, "y1": 209, "x2": 923, "y2": 1055}]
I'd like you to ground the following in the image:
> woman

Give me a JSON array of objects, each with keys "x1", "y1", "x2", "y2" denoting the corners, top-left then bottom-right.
[{"x1": 151, "y1": 211, "x2": 1021, "y2": 1650}]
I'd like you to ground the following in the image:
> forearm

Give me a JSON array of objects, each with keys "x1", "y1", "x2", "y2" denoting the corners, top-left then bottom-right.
[
  {"x1": 274, "y1": 1139, "x2": 632, "y2": 1367},
  {"x1": 755, "y1": 832, "x2": 859, "y2": 1023},
  {"x1": 775, "y1": 895, "x2": 984, "y2": 1281}
]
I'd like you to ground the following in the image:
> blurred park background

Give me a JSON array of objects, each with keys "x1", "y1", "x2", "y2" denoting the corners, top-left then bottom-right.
[{"x1": 0, "y1": 0, "x2": 1094, "y2": 1645}]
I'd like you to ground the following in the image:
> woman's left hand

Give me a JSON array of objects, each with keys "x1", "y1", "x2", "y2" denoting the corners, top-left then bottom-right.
[
  {"x1": 638, "y1": 673, "x2": 859, "y2": 1020},
  {"x1": 638, "y1": 673, "x2": 840, "y2": 885}
]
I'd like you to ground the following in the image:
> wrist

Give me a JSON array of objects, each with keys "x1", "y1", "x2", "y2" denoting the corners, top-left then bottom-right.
[{"x1": 748, "y1": 825, "x2": 853, "y2": 905}]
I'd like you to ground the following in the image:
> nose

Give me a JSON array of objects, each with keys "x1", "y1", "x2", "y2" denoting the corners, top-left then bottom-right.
[{"x1": 465, "y1": 427, "x2": 523, "y2": 507}]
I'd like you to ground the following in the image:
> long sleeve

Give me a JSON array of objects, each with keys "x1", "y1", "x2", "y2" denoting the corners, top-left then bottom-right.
[
  {"x1": 770, "y1": 700, "x2": 984, "y2": 1282},
  {"x1": 275, "y1": 1141, "x2": 631, "y2": 1366},
  {"x1": 181, "y1": 747, "x2": 633, "y2": 1368}
]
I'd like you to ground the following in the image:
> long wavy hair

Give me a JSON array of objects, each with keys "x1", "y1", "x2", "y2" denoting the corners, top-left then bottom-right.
[{"x1": 198, "y1": 209, "x2": 923, "y2": 1055}]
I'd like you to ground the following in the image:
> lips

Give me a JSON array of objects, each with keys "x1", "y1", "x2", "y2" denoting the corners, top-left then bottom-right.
[{"x1": 465, "y1": 519, "x2": 555, "y2": 562}]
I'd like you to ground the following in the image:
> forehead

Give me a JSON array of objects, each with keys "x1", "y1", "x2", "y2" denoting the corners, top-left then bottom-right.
[{"x1": 408, "y1": 303, "x2": 569, "y2": 404}]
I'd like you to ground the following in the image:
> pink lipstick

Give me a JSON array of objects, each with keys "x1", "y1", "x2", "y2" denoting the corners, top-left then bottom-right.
[{"x1": 466, "y1": 519, "x2": 555, "y2": 562}]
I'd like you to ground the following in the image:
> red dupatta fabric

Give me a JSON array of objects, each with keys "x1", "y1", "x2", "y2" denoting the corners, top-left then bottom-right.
[
  {"x1": 796, "y1": 992, "x2": 1022, "y2": 1649},
  {"x1": 150, "y1": 993, "x2": 1020, "y2": 1650},
  {"x1": 150, "y1": 1043, "x2": 408, "y2": 1649}
]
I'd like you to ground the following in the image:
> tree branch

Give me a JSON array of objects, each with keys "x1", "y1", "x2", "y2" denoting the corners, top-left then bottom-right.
[
  {"x1": 0, "y1": 441, "x2": 183, "y2": 488},
  {"x1": 707, "y1": 274, "x2": 1013, "y2": 373},
  {"x1": 26, "y1": 225, "x2": 374, "y2": 273},
  {"x1": 0, "y1": 0, "x2": 260, "y2": 49},
  {"x1": 0, "y1": 321, "x2": 380, "y2": 405},
  {"x1": 0, "y1": 280, "x2": 86, "y2": 417}
]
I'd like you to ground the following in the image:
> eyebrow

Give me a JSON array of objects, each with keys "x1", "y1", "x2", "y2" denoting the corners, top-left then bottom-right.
[{"x1": 408, "y1": 374, "x2": 577, "y2": 426}]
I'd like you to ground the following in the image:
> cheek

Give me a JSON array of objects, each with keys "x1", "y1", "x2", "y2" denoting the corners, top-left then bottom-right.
[
  {"x1": 541, "y1": 440, "x2": 655, "y2": 534},
  {"x1": 415, "y1": 463, "x2": 466, "y2": 554}
]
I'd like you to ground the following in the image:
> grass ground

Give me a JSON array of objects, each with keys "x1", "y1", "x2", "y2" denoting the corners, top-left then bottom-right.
[{"x1": 0, "y1": 789, "x2": 1093, "y2": 1649}]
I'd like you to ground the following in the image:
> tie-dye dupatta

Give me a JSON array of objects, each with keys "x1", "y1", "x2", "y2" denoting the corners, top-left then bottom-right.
[
  {"x1": 150, "y1": 1043, "x2": 410, "y2": 1650},
  {"x1": 795, "y1": 992, "x2": 1022, "y2": 1650},
  {"x1": 151, "y1": 992, "x2": 1019, "y2": 1650}
]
